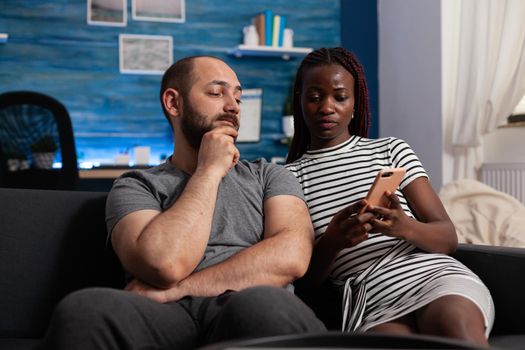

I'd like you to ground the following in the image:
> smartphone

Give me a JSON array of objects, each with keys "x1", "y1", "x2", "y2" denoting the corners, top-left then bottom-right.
[{"x1": 362, "y1": 168, "x2": 406, "y2": 211}]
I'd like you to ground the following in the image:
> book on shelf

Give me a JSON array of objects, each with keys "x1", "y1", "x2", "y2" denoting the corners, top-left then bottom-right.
[
  {"x1": 253, "y1": 13, "x2": 265, "y2": 46},
  {"x1": 271, "y1": 15, "x2": 281, "y2": 47},
  {"x1": 264, "y1": 9, "x2": 273, "y2": 46},
  {"x1": 278, "y1": 15, "x2": 287, "y2": 46}
]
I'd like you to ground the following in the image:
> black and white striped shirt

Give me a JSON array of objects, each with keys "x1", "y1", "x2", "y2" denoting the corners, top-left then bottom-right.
[{"x1": 286, "y1": 136, "x2": 494, "y2": 334}]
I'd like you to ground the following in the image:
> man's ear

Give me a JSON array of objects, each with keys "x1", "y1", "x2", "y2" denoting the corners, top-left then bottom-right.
[{"x1": 163, "y1": 88, "x2": 182, "y2": 118}]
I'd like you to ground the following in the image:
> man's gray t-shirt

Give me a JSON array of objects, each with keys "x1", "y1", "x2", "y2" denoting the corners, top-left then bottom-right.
[{"x1": 106, "y1": 158, "x2": 305, "y2": 272}]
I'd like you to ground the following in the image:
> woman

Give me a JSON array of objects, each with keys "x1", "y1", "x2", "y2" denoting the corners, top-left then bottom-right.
[{"x1": 285, "y1": 47, "x2": 494, "y2": 347}]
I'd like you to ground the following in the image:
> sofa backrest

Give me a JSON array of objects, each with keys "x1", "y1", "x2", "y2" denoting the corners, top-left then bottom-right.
[{"x1": 0, "y1": 188, "x2": 125, "y2": 338}]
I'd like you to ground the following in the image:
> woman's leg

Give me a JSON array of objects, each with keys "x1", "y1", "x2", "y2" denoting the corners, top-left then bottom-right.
[
  {"x1": 366, "y1": 314, "x2": 417, "y2": 335},
  {"x1": 415, "y1": 295, "x2": 488, "y2": 347}
]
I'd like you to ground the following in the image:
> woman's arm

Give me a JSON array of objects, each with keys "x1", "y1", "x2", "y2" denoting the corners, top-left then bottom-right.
[
  {"x1": 368, "y1": 177, "x2": 457, "y2": 254},
  {"x1": 296, "y1": 200, "x2": 375, "y2": 288}
]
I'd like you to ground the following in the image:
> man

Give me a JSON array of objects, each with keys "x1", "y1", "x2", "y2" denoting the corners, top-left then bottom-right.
[{"x1": 40, "y1": 56, "x2": 325, "y2": 349}]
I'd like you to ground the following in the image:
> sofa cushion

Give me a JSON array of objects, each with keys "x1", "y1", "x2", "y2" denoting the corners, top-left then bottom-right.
[
  {"x1": 0, "y1": 337, "x2": 38, "y2": 350},
  {"x1": 0, "y1": 188, "x2": 125, "y2": 338},
  {"x1": 489, "y1": 335, "x2": 525, "y2": 349}
]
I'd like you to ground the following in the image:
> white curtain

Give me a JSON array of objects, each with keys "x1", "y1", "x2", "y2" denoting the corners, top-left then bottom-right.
[{"x1": 443, "y1": 0, "x2": 525, "y2": 180}]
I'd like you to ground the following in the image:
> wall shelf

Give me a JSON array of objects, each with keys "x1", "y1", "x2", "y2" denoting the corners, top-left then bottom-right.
[
  {"x1": 227, "y1": 45, "x2": 312, "y2": 60},
  {"x1": 499, "y1": 121, "x2": 525, "y2": 128}
]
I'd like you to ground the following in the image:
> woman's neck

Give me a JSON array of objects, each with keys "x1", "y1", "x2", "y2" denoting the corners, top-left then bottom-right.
[{"x1": 309, "y1": 134, "x2": 352, "y2": 151}]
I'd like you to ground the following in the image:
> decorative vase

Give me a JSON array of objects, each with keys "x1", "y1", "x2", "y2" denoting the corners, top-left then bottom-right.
[
  {"x1": 282, "y1": 115, "x2": 294, "y2": 138},
  {"x1": 33, "y1": 152, "x2": 55, "y2": 169}
]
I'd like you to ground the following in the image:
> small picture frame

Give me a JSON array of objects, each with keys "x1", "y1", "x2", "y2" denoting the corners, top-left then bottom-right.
[
  {"x1": 132, "y1": 0, "x2": 186, "y2": 23},
  {"x1": 237, "y1": 89, "x2": 262, "y2": 143},
  {"x1": 87, "y1": 0, "x2": 127, "y2": 27},
  {"x1": 119, "y1": 34, "x2": 173, "y2": 75}
]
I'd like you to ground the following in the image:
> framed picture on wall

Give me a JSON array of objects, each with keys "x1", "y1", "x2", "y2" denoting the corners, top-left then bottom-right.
[
  {"x1": 132, "y1": 0, "x2": 186, "y2": 23},
  {"x1": 119, "y1": 34, "x2": 173, "y2": 75},
  {"x1": 237, "y1": 89, "x2": 262, "y2": 143},
  {"x1": 87, "y1": 0, "x2": 127, "y2": 27}
]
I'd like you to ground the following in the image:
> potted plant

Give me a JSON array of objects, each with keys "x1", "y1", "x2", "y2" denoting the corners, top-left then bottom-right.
[
  {"x1": 30, "y1": 135, "x2": 58, "y2": 169},
  {"x1": 2, "y1": 148, "x2": 29, "y2": 171}
]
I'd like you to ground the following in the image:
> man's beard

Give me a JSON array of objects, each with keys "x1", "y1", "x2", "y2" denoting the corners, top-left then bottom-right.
[{"x1": 180, "y1": 101, "x2": 239, "y2": 149}]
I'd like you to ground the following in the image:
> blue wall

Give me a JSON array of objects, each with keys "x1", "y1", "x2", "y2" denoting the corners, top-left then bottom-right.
[{"x1": 0, "y1": 0, "x2": 340, "y2": 165}]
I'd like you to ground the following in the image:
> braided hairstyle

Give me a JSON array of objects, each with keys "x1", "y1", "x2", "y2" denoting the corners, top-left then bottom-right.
[{"x1": 286, "y1": 47, "x2": 370, "y2": 163}]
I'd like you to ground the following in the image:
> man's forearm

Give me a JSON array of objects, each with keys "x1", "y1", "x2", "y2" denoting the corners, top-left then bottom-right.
[{"x1": 165, "y1": 228, "x2": 313, "y2": 300}]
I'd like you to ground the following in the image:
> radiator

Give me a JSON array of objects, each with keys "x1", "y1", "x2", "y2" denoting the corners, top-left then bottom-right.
[{"x1": 480, "y1": 163, "x2": 525, "y2": 205}]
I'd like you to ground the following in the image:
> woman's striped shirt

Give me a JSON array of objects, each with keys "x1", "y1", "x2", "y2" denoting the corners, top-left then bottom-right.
[{"x1": 286, "y1": 136, "x2": 494, "y2": 335}]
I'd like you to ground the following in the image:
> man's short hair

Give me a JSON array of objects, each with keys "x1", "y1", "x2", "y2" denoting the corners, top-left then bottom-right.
[{"x1": 159, "y1": 55, "x2": 224, "y2": 123}]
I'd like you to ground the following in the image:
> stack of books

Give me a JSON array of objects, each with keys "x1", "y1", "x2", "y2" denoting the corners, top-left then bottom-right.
[{"x1": 252, "y1": 10, "x2": 287, "y2": 47}]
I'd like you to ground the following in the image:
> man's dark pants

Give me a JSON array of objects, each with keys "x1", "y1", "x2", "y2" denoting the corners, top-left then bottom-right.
[{"x1": 39, "y1": 285, "x2": 326, "y2": 349}]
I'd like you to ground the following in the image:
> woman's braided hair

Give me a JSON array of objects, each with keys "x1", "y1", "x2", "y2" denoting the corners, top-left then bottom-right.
[{"x1": 286, "y1": 47, "x2": 370, "y2": 163}]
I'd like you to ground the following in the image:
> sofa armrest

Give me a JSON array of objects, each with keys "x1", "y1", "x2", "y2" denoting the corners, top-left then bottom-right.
[{"x1": 453, "y1": 243, "x2": 525, "y2": 335}]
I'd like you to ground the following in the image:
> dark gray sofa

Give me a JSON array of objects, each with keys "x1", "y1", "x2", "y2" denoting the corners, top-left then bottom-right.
[
  {"x1": 1, "y1": 188, "x2": 524, "y2": 349},
  {"x1": 0, "y1": 188, "x2": 125, "y2": 349}
]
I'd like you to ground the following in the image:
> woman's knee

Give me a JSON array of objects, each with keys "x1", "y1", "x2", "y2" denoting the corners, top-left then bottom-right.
[
  {"x1": 367, "y1": 314, "x2": 417, "y2": 336},
  {"x1": 417, "y1": 295, "x2": 487, "y2": 345}
]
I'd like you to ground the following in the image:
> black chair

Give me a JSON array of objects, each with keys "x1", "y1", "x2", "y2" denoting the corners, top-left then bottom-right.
[{"x1": 0, "y1": 91, "x2": 78, "y2": 190}]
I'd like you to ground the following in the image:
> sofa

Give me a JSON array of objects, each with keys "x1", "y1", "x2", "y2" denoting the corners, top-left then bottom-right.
[{"x1": 1, "y1": 187, "x2": 524, "y2": 349}]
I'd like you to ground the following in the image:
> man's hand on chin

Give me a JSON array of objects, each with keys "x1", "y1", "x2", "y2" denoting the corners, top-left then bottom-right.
[
  {"x1": 125, "y1": 278, "x2": 185, "y2": 303},
  {"x1": 197, "y1": 125, "x2": 240, "y2": 178}
]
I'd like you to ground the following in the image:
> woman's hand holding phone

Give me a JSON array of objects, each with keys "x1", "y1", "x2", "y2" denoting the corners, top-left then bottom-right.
[
  {"x1": 324, "y1": 200, "x2": 376, "y2": 249},
  {"x1": 366, "y1": 191, "x2": 413, "y2": 240},
  {"x1": 324, "y1": 168, "x2": 408, "y2": 248},
  {"x1": 356, "y1": 168, "x2": 413, "y2": 240}
]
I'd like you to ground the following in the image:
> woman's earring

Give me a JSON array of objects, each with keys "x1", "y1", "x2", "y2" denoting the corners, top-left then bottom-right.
[{"x1": 351, "y1": 113, "x2": 355, "y2": 120}]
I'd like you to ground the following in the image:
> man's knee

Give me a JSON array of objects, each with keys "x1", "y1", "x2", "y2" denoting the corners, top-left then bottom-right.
[
  {"x1": 52, "y1": 287, "x2": 126, "y2": 326},
  {"x1": 45, "y1": 288, "x2": 199, "y2": 350},
  {"x1": 221, "y1": 286, "x2": 326, "y2": 332},
  {"x1": 228, "y1": 286, "x2": 306, "y2": 314},
  {"x1": 231, "y1": 286, "x2": 292, "y2": 305}
]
